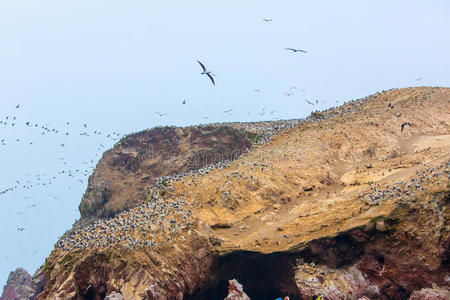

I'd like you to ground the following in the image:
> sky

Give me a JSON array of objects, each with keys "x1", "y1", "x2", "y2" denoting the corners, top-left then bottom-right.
[{"x1": 0, "y1": 0, "x2": 449, "y2": 286}]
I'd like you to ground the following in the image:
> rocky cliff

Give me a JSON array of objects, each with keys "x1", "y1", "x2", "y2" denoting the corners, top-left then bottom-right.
[
  {"x1": 79, "y1": 122, "x2": 298, "y2": 219},
  {"x1": 0, "y1": 267, "x2": 45, "y2": 300},
  {"x1": 34, "y1": 87, "x2": 450, "y2": 299}
]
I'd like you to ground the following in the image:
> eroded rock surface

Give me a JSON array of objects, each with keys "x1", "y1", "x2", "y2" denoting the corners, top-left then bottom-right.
[{"x1": 34, "y1": 87, "x2": 450, "y2": 299}]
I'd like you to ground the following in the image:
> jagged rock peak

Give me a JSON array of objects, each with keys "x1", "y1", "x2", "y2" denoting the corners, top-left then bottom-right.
[{"x1": 0, "y1": 268, "x2": 33, "y2": 300}]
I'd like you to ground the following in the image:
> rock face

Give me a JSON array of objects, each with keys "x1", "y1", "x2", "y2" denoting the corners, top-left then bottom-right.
[
  {"x1": 79, "y1": 125, "x2": 256, "y2": 219},
  {"x1": 224, "y1": 279, "x2": 250, "y2": 300},
  {"x1": 0, "y1": 268, "x2": 34, "y2": 300},
  {"x1": 409, "y1": 287, "x2": 450, "y2": 300},
  {"x1": 35, "y1": 87, "x2": 450, "y2": 299}
]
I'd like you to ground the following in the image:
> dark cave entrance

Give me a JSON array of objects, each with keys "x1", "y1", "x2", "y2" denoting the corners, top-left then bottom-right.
[{"x1": 184, "y1": 251, "x2": 302, "y2": 300}]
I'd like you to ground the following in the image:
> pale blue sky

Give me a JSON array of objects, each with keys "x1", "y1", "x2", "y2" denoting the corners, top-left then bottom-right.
[{"x1": 1, "y1": 0, "x2": 449, "y2": 285}]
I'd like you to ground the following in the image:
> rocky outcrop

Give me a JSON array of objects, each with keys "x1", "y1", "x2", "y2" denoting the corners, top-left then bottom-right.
[
  {"x1": 224, "y1": 279, "x2": 250, "y2": 300},
  {"x1": 35, "y1": 87, "x2": 450, "y2": 299},
  {"x1": 0, "y1": 268, "x2": 34, "y2": 300},
  {"x1": 79, "y1": 125, "x2": 256, "y2": 219}
]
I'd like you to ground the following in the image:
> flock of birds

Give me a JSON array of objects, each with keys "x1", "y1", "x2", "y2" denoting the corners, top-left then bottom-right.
[
  {"x1": 0, "y1": 104, "x2": 126, "y2": 200},
  {"x1": 361, "y1": 162, "x2": 450, "y2": 207}
]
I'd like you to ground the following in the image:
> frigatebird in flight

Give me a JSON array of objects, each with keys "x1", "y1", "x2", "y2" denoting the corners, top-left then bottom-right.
[
  {"x1": 285, "y1": 48, "x2": 308, "y2": 53},
  {"x1": 197, "y1": 60, "x2": 215, "y2": 86}
]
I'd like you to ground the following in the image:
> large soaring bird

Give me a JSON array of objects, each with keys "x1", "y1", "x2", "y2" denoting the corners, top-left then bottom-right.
[
  {"x1": 285, "y1": 48, "x2": 308, "y2": 53},
  {"x1": 197, "y1": 60, "x2": 215, "y2": 86}
]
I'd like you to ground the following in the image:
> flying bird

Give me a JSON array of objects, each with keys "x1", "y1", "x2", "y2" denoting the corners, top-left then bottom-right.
[
  {"x1": 415, "y1": 77, "x2": 422, "y2": 81},
  {"x1": 222, "y1": 109, "x2": 233, "y2": 114},
  {"x1": 285, "y1": 48, "x2": 308, "y2": 53},
  {"x1": 155, "y1": 112, "x2": 167, "y2": 116},
  {"x1": 197, "y1": 60, "x2": 215, "y2": 86},
  {"x1": 16, "y1": 104, "x2": 20, "y2": 109},
  {"x1": 253, "y1": 89, "x2": 261, "y2": 93},
  {"x1": 285, "y1": 92, "x2": 294, "y2": 97},
  {"x1": 305, "y1": 99, "x2": 315, "y2": 105},
  {"x1": 401, "y1": 122, "x2": 412, "y2": 132},
  {"x1": 263, "y1": 18, "x2": 272, "y2": 22},
  {"x1": 182, "y1": 100, "x2": 186, "y2": 104}
]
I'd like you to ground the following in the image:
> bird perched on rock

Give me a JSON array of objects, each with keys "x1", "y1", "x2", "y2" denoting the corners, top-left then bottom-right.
[
  {"x1": 197, "y1": 60, "x2": 215, "y2": 86},
  {"x1": 401, "y1": 122, "x2": 412, "y2": 132}
]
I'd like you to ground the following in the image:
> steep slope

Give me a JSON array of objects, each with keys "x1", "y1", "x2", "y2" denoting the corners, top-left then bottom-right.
[
  {"x1": 38, "y1": 87, "x2": 450, "y2": 300},
  {"x1": 80, "y1": 122, "x2": 298, "y2": 219}
]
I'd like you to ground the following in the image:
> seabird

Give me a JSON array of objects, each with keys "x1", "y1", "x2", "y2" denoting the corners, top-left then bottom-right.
[
  {"x1": 222, "y1": 109, "x2": 233, "y2": 114},
  {"x1": 197, "y1": 60, "x2": 215, "y2": 86},
  {"x1": 182, "y1": 100, "x2": 186, "y2": 104},
  {"x1": 401, "y1": 122, "x2": 412, "y2": 132},
  {"x1": 285, "y1": 48, "x2": 308, "y2": 53},
  {"x1": 155, "y1": 112, "x2": 167, "y2": 116},
  {"x1": 305, "y1": 99, "x2": 315, "y2": 105},
  {"x1": 16, "y1": 104, "x2": 20, "y2": 109},
  {"x1": 263, "y1": 18, "x2": 272, "y2": 22}
]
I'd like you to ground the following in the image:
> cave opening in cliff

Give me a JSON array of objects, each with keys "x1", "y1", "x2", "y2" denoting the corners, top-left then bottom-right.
[{"x1": 184, "y1": 251, "x2": 302, "y2": 300}]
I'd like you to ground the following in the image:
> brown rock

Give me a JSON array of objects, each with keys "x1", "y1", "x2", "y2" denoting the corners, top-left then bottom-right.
[
  {"x1": 0, "y1": 268, "x2": 34, "y2": 300},
  {"x1": 409, "y1": 287, "x2": 450, "y2": 300},
  {"x1": 224, "y1": 279, "x2": 250, "y2": 300}
]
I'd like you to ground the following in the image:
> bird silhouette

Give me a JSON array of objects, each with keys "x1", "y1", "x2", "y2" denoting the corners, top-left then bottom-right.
[
  {"x1": 155, "y1": 112, "x2": 167, "y2": 116},
  {"x1": 401, "y1": 122, "x2": 412, "y2": 132},
  {"x1": 305, "y1": 99, "x2": 315, "y2": 105},
  {"x1": 197, "y1": 60, "x2": 215, "y2": 86},
  {"x1": 285, "y1": 48, "x2": 308, "y2": 53},
  {"x1": 262, "y1": 18, "x2": 272, "y2": 22}
]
